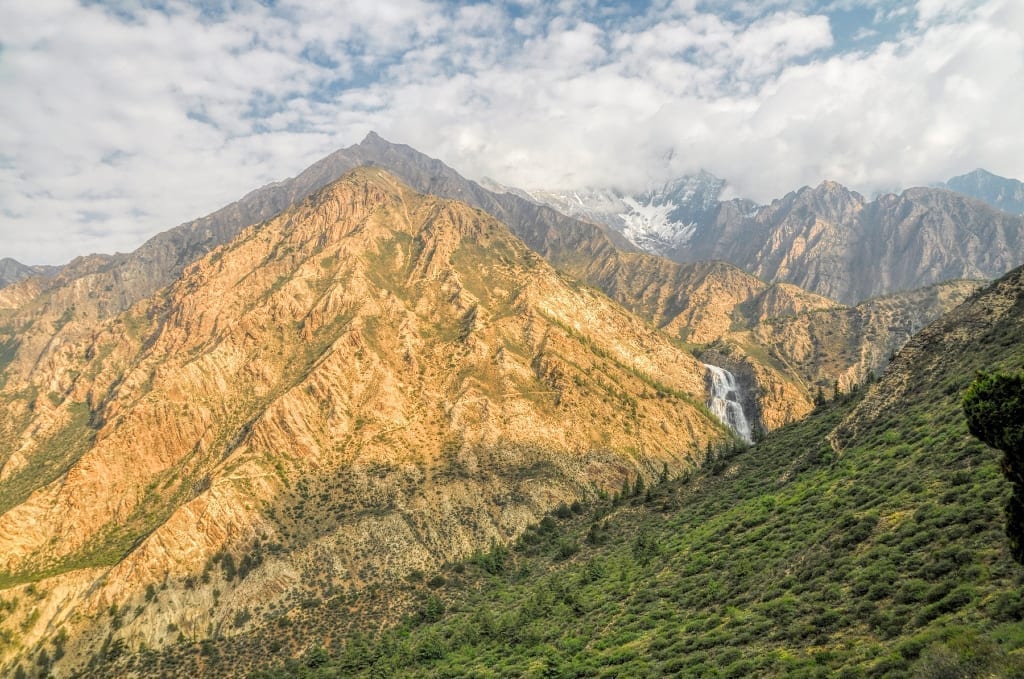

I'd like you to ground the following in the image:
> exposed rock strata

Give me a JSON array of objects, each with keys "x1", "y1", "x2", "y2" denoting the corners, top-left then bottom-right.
[{"x1": 0, "y1": 170, "x2": 730, "y2": 674}]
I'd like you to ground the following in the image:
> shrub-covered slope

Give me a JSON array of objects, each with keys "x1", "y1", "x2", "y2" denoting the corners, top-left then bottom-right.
[{"x1": 107, "y1": 265, "x2": 1024, "y2": 678}]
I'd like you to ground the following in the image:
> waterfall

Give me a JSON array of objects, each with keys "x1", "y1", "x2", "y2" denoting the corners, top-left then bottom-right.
[{"x1": 704, "y1": 364, "x2": 753, "y2": 443}]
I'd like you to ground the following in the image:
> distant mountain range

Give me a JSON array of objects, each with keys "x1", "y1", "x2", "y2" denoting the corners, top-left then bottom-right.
[
  {"x1": 5, "y1": 151, "x2": 1021, "y2": 305},
  {"x1": 0, "y1": 258, "x2": 57, "y2": 288},
  {"x1": 521, "y1": 170, "x2": 1024, "y2": 304},
  {"x1": 938, "y1": 168, "x2": 1024, "y2": 215}
]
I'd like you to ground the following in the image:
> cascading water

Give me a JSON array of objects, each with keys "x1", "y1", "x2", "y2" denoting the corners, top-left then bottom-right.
[{"x1": 704, "y1": 364, "x2": 753, "y2": 443}]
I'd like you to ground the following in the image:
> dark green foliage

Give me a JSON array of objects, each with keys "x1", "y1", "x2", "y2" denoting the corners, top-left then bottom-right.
[
  {"x1": 418, "y1": 595, "x2": 445, "y2": 624},
  {"x1": 304, "y1": 646, "x2": 329, "y2": 668},
  {"x1": 964, "y1": 370, "x2": 1024, "y2": 563},
  {"x1": 216, "y1": 551, "x2": 237, "y2": 581},
  {"x1": 553, "y1": 538, "x2": 579, "y2": 561},
  {"x1": 963, "y1": 372, "x2": 1024, "y2": 465},
  {"x1": 233, "y1": 608, "x2": 252, "y2": 628},
  {"x1": 470, "y1": 541, "x2": 508, "y2": 575}
]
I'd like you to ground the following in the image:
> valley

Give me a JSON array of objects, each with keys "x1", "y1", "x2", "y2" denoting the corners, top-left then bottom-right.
[{"x1": 0, "y1": 138, "x2": 1021, "y2": 677}]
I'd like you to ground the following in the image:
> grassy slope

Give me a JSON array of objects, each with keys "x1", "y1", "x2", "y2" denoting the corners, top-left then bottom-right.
[{"x1": 95, "y1": 272, "x2": 1024, "y2": 678}]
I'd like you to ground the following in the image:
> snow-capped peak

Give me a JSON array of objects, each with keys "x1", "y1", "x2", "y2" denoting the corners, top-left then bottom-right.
[{"x1": 525, "y1": 171, "x2": 727, "y2": 256}]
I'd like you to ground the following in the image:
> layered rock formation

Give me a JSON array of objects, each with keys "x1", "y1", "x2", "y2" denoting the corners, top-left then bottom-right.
[{"x1": 0, "y1": 170, "x2": 734, "y2": 674}]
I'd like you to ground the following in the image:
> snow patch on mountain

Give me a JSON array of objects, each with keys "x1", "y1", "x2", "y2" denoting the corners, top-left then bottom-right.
[
  {"x1": 523, "y1": 171, "x2": 730, "y2": 256},
  {"x1": 618, "y1": 195, "x2": 697, "y2": 254}
]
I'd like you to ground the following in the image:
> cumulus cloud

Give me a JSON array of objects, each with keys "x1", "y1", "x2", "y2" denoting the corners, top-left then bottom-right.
[{"x1": 0, "y1": 0, "x2": 1022, "y2": 264}]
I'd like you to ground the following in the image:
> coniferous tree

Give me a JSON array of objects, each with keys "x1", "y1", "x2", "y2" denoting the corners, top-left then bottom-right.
[
  {"x1": 963, "y1": 371, "x2": 1024, "y2": 564},
  {"x1": 633, "y1": 474, "x2": 645, "y2": 498}
]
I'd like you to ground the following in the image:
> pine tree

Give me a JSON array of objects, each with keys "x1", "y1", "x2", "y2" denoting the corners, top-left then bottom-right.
[{"x1": 963, "y1": 371, "x2": 1024, "y2": 564}]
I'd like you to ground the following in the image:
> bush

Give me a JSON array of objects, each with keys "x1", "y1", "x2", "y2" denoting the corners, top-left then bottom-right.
[{"x1": 554, "y1": 539, "x2": 580, "y2": 561}]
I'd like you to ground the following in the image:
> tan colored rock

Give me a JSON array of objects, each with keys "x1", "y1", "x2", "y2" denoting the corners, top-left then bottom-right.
[{"x1": 0, "y1": 169, "x2": 729, "y2": 673}]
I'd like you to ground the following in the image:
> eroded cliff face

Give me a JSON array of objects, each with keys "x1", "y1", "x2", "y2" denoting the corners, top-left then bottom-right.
[
  {"x1": 701, "y1": 182, "x2": 1021, "y2": 304},
  {"x1": 834, "y1": 266, "x2": 1024, "y2": 451},
  {"x1": 748, "y1": 280, "x2": 981, "y2": 396},
  {"x1": 0, "y1": 170, "x2": 732, "y2": 674}
]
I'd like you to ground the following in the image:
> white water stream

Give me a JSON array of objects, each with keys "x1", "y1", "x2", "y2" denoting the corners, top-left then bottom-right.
[{"x1": 704, "y1": 364, "x2": 753, "y2": 443}]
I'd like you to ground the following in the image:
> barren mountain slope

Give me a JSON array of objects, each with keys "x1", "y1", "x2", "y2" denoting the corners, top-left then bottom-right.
[
  {"x1": 0, "y1": 169, "x2": 732, "y2": 675},
  {"x1": 745, "y1": 279, "x2": 981, "y2": 396}
]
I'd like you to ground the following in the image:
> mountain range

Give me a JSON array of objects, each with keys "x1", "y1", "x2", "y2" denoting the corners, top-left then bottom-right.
[
  {"x1": 81, "y1": 261, "x2": 1024, "y2": 678},
  {"x1": 522, "y1": 171, "x2": 1024, "y2": 304},
  {"x1": 939, "y1": 168, "x2": 1024, "y2": 215},
  {"x1": 0, "y1": 134, "x2": 988, "y2": 467},
  {"x1": 0, "y1": 135, "x2": 1022, "y2": 676}
]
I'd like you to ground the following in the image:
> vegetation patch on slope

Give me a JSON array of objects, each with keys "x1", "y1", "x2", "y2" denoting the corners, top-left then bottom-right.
[{"x1": 86, "y1": 269, "x2": 1024, "y2": 679}]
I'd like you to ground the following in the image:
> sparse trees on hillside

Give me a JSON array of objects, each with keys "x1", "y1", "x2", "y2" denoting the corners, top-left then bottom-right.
[{"x1": 963, "y1": 371, "x2": 1024, "y2": 564}]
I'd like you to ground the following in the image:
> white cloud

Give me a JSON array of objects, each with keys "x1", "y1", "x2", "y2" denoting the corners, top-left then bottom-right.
[
  {"x1": 916, "y1": 0, "x2": 984, "y2": 25},
  {"x1": 0, "y1": 0, "x2": 1021, "y2": 264},
  {"x1": 731, "y1": 12, "x2": 834, "y2": 79}
]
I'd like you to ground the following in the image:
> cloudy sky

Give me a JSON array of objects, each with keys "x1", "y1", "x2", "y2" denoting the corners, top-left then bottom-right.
[{"x1": 1, "y1": 0, "x2": 1022, "y2": 264}]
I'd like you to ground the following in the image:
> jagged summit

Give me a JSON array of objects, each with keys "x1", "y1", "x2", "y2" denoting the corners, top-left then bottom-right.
[{"x1": 539, "y1": 169, "x2": 1024, "y2": 303}]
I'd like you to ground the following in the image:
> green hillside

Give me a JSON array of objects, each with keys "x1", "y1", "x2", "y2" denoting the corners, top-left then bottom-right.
[{"x1": 90, "y1": 269, "x2": 1024, "y2": 678}]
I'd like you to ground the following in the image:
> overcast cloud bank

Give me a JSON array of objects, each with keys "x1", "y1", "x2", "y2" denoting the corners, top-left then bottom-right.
[{"x1": 1, "y1": 0, "x2": 1022, "y2": 264}]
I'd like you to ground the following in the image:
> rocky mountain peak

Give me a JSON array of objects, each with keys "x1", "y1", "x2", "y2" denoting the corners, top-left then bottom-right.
[
  {"x1": 796, "y1": 180, "x2": 865, "y2": 215},
  {"x1": 939, "y1": 168, "x2": 1024, "y2": 215}
]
